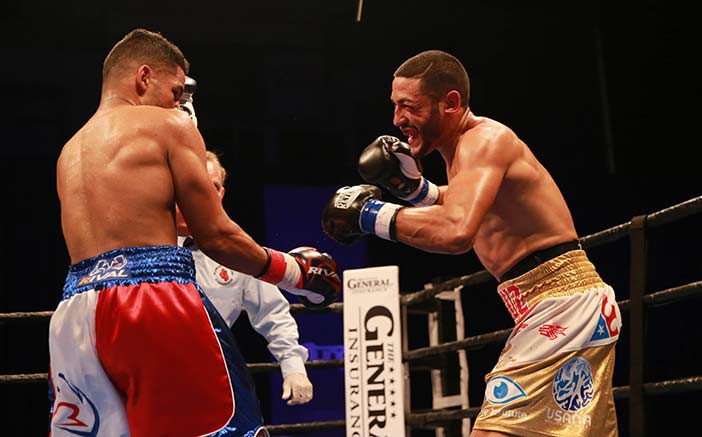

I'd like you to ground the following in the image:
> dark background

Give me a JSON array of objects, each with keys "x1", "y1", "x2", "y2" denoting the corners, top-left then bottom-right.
[{"x1": 1, "y1": 0, "x2": 700, "y2": 435}]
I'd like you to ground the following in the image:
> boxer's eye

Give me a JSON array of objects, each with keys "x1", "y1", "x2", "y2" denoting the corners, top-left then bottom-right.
[{"x1": 484, "y1": 376, "x2": 527, "y2": 405}]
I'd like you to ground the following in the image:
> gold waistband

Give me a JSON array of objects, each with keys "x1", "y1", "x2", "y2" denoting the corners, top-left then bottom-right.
[{"x1": 496, "y1": 250, "x2": 605, "y2": 324}]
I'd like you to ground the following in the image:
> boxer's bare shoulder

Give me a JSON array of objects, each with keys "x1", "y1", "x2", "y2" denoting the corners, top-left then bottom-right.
[{"x1": 57, "y1": 105, "x2": 197, "y2": 263}]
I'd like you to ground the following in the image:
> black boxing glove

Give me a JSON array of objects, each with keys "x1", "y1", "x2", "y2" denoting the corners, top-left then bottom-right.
[
  {"x1": 257, "y1": 246, "x2": 341, "y2": 308},
  {"x1": 357, "y1": 135, "x2": 439, "y2": 206},
  {"x1": 322, "y1": 184, "x2": 403, "y2": 245}
]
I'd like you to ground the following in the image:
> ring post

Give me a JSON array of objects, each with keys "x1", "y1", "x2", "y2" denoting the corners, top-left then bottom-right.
[{"x1": 629, "y1": 215, "x2": 648, "y2": 436}]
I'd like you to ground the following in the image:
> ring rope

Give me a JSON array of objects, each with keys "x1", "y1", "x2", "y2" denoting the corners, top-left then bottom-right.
[
  {"x1": 0, "y1": 373, "x2": 47, "y2": 383},
  {"x1": 400, "y1": 270, "x2": 493, "y2": 307},
  {"x1": 0, "y1": 311, "x2": 53, "y2": 322},
  {"x1": 0, "y1": 195, "x2": 700, "y2": 434},
  {"x1": 644, "y1": 195, "x2": 702, "y2": 227},
  {"x1": 0, "y1": 304, "x2": 342, "y2": 323},
  {"x1": 579, "y1": 195, "x2": 702, "y2": 249},
  {"x1": 287, "y1": 302, "x2": 343, "y2": 313},
  {"x1": 2, "y1": 279, "x2": 699, "y2": 381},
  {"x1": 612, "y1": 376, "x2": 702, "y2": 399},
  {"x1": 265, "y1": 375, "x2": 702, "y2": 434},
  {"x1": 404, "y1": 280, "x2": 702, "y2": 362},
  {"x1": 266, "y1": 419, "x2": 346, "y2": 435},
  {"x1": 248, "y1": 359, "x2": 344, "y2": 373},
  {"x1": 617, "y1": 280, "x2": 702, "y2": 312},
  {"x1": 2, "y1": 196, "x2": 699, "y2": 322},
  {"x1": 1, "y1": 277, "x2": 699, "y2": 380},
  {"x1": 0, "y1": 358, "x2": 346, "y2": 383},
  {"x1": 407, "y1": 406, "x2": 481, "y2": 429},
  {"x1": 402, "y1": 195, "x2": 702, "y2": 307},
  {"x1": 7, "y1": 373, "x2": 696, "y2": 433},
  {"x1": 406, "y1": 376, "x2": 702, "y2": 430}
]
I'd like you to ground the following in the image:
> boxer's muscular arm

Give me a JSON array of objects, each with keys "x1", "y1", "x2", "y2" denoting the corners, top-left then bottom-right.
[
  {"x1": 393, "y1": 130, "x2": 517, "y2": 254},
  {"x1": 436, "y1": 185, "x2": 448, "y2": 204},
  {"x1": 166, "y1": 111, "x2": 268, "y2": 275}
]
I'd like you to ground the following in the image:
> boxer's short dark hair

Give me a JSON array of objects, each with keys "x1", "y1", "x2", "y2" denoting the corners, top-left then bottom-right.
[
  {"x1": 103, "y1": 28, "x2": 189, "y2": 80},
  {"x1": 394, "y1": 50, "x2": 470, "y2": 107}
]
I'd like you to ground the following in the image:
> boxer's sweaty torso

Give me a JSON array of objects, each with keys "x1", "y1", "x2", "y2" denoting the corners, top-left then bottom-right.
[
  {"x1": 57, "y1": 105, "x2": 183, "y2": 264},
  {"x1": 54, "y1": 99, "x2": 269, "y2": 436},
  {"x1": 446, "y1": 116, "x2": 579, "y2": 279}
]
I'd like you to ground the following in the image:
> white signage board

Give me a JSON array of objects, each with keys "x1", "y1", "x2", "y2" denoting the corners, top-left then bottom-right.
[{"x1": 344, "y1": 266, "x2": 406, "y2": 437}]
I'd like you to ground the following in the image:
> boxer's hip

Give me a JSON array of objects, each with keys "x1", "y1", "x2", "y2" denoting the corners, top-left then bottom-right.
[
  {"x1": 475, "y1": 249, "x2": 622, "y2": 436},
  {"x1": 50, "y1": 246, "x2": 246, "y2": 436},
  {"x1": 497, "y1": 248, "x2": 607, "y2": 324},
  {"x1": 492, "y1": 248, "x2": 622, "y2": 373}
]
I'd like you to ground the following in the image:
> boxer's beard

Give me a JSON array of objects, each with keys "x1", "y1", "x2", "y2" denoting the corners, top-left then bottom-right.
[{"x1": 414, "y1": 103, "x2": 442, "y2": 158}]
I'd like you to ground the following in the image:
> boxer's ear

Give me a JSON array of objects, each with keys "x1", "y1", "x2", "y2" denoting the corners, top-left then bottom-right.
[
  {"x1": 443, "y1": 90, "x2": 461, "y2": 113},
  {"x1": 135, "y1": 64, "x2": 152, "y2": 96}
]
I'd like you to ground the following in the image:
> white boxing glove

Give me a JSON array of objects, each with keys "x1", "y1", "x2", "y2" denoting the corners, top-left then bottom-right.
[{"x1": 179, "y1": 75, "x2": 198, "y2": 127}]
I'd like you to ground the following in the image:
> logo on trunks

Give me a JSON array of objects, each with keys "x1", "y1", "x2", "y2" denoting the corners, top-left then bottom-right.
[
  {"x1": 539, "y1": 324, "x2": 568, "y2": 340},
  {"x1": 590, "y1": 293, "x2": 621, "y2": 342},
  {"x1": 484, "y1": 375, "x2": 527, "y2": 405},
  {"x1": 214, "y1": 265, "x2": 234, "y2": 285},
  {"x1": 552, "y1": 357, "x2": 594, "y2": 412},
  {"x1": 78, "y1": 255, "x2": 131, "y2": 285},
  {"x1": 498, "y1": 284, "x2": 528, "y2": 321},
  {"x1": 545, "y1": 408, "x2": 592, "y2": 428},
  {"x1": 478, "y1": 406, "x2": 527, "y2": 420},
  {"x1": 51, "y1": 373, "x2": 100, "y2": 436}
]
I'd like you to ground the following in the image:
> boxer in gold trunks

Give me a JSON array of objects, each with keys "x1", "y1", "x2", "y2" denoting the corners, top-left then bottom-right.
[{"x1": 322, "y1": 50, "x2": 622, "y2": 436}]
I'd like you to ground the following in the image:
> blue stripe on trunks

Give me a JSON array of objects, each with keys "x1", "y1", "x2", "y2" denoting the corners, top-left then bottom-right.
[{"x1": 62, "y1": 245, "x2": 196, "y2": 300}]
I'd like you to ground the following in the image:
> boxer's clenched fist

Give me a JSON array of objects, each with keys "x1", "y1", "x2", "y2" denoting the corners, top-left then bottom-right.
[
  {"x1": 322, "y1": 184, "x2": 403, "y2": 244},
  {"x1": 358, "y1": 135, "x2": 439, "y2": 206}
]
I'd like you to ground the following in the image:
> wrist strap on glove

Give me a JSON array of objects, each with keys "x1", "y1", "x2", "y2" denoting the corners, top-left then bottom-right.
[
  {"x1": 359, "y1": 199, "x2": 403, "y2": 242},
  {"x1": 403, "y1": 177, "x2": 439, "y2": 206},
  {"x1": 256, "y1": 248, "x2": 302, "y2": 289}
]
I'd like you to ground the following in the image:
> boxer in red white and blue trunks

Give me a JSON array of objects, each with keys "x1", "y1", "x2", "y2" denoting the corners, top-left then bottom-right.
[
  {"x1": 52, "y1": 29, "x2": 340, "y2": 437},
  {"x1": 49, "y1": 245, "x2": 267, "y2": 437}
]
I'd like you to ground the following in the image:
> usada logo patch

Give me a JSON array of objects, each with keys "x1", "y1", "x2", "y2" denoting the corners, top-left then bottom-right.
[
  {"x1": 484, "y1": 375, "x2": 527, "y2": 405},
  {"x1": 552, "y1": 357, "x2": 594, "y2": 412}
]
